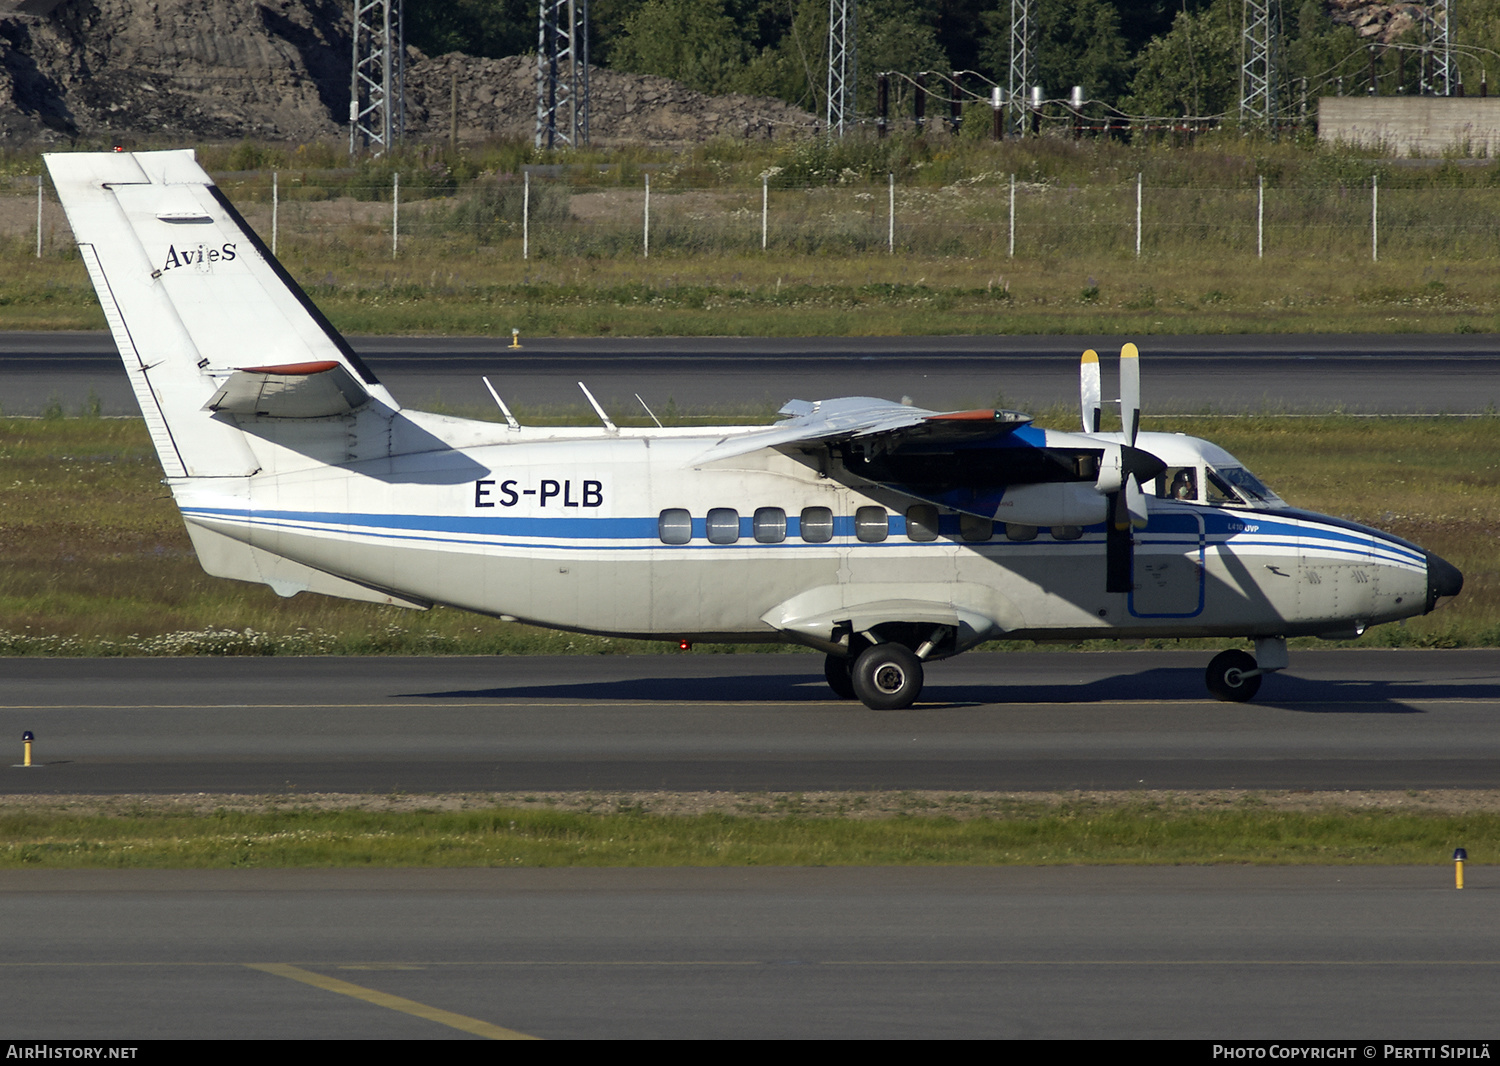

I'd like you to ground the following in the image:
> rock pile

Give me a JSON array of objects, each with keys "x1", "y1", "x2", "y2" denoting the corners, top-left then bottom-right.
[
  {"x1": 403, "y1": 52, "x2": 816, "y2": 146},
  {"x1": 0, "y1": 0, "x2": 816, "y2": 146}
]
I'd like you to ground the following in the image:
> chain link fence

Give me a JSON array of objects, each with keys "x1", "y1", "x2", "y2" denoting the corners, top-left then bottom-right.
[{"x1": 3, "y1": 170, "x2": 1498, "y2": 263}]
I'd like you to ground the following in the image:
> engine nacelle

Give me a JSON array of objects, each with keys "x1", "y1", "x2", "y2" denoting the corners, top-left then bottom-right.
[{"x1": 989, "y1": 482, "x2": 1108, "y2": 528}]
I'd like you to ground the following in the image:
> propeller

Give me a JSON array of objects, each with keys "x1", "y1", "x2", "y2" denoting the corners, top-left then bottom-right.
[{"x1": 1079, "y1": 343, "x2": 1157, "y2": 532}]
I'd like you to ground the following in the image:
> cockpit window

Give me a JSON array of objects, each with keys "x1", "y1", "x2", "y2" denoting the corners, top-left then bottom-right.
[{"x1": 1206, "y1": 465, "x2": 1281, "y2": 508}]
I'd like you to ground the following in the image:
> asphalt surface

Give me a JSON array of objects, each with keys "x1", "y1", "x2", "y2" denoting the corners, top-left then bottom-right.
[
  {"x1": 2, "y1": 866, "x2": 1496, "y2": 1039},
  {"x1": 4, "y1": 650, "x2": 1498, "y2": 794},
  {"x1": 4, "y1": 330, "x2": 1500, "y2": 415}
]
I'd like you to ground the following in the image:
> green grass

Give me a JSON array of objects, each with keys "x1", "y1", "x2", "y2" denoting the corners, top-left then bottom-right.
[
  {"x1": 0, "y1": 412, "x2": 1494, "y2": 653},
  {"x1": 0, "y1": 801, "x2": 1491, "y2": 869}
]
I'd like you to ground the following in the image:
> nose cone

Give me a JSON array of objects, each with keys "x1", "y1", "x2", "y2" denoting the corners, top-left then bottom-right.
[{"x1": 1426, "y1": 552, "x2": 1464, "y2": 613}]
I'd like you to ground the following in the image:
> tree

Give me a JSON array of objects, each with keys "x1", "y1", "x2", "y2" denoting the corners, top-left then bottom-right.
[
  {"x1": 609, "y1": 0, "x2": 757, "y2": 95},
  {"x1": 1123, "y1": 0, "x2": 1238, "y2": 118},
  {"x1": 405, "y1": 0, "x2": 532, "y2": 60}
]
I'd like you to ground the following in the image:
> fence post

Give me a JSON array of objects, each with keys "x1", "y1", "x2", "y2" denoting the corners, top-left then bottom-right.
[
  {"x1": 272, "y1": 171, "x2": 279, "y2": 256},
  {"x1": 523, "y1": 171, "x2": 530, "y2": 261},
  {"x1": 762, "y1": 173, "x2": 768, "y2": 250},
  {"x1": 392, "y1": 172, "x2": 399, "y2": 258},
  {"x1": 1135, "y1": 172, "x2": 1142, "y2": 257},
  {"x1": 1257, "y1": 175, "x2": 1264, "y2": 259},
  {"x1": 644, "y1": 173, "x2": 650, "y2": 258},
  {"x1": 1008, "y1": 173, "x2": 1015, "y2": 258},
  {"x1": 888, "y1": 172, "x2": 895, "y2": 254},
  {"x1": 35, "y1": 177, "x2": 42, "y2": 259},
  {"x1": 1371, "y1": 174, "x2": 1379, "y2": 262}
]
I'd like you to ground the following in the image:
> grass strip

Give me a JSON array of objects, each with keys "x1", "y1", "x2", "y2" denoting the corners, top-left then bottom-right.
[{"x1": 0, "y1": 794, "x2": 1492, "y2": 869}]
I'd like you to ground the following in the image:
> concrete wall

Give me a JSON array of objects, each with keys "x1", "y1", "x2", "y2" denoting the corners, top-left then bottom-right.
[{"x1": 1319, "y1": 97, "x2": 1500, "y2": 156}]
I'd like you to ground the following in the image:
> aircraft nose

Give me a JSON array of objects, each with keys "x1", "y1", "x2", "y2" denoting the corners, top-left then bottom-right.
[{"x1": 1425, "y1": 551, "x2": 1464, "y2": 613}]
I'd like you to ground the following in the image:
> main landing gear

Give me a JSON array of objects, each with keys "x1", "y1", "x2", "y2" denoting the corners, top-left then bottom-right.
[
  {"x1": 1205, "y1": 637, "x2": 1288, "y2": 702},
  {"x1": 824, "y1": 644, "x2": 926, "y2": 709}
]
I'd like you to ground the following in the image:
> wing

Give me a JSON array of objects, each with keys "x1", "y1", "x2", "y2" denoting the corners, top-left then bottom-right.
[{"x1": 691, "y1": 396, "x2": 1032, "y2": 466}]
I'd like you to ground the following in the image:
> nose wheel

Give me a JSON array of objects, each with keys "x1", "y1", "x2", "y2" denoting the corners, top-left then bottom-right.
[{"x1": 1205, "y1": 649, "x2": 1261, "y2": 702}]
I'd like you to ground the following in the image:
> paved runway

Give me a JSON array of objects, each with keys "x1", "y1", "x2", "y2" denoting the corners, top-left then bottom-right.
[
  {"x1": 3, "y1": 331, "x2": 1498, "y2": 415},
  {"x1": 2, "y1": 866, "x2": 1495, "y2": 1039},
  {"x1": 4, "y1": 650, "x2": 1499, "y2": 794}
]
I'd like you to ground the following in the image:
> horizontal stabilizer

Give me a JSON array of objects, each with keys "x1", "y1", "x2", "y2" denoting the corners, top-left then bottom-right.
[{"x1": 204, "y1": 360, "x2": 370, "y2": 419}]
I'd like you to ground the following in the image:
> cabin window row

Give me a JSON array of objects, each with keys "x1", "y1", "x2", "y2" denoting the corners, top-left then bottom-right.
[{"x1": 657, "y1": 506, "x2": 1084, "y2": 545}]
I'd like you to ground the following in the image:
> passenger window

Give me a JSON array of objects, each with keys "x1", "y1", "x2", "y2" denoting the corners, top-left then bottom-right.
[
  {"x1": 856, "y1": 506, "x2": 889, "y2": 543},
  {"x1": 800, "y1": 506, "x2": 834, "y2": 543},
  {"x1": 959, "y1": 514, "x2": 993, "y2": 542},
  {"x1": 753, "y1": 507, "x2": 786, "y2": 543},
  {"x1": 1005, "y1": 523, "x2": 1038, "y2": 541},
  {"x1": 706, "y1": 507, "x2": 740, "y2": 544},
  {"x1": 905, "y1": 505, "x2": 939, "y2": 542},
  {"x1": 658, "y1": 508, "x2": 692, "y2": 544},
  {"x1": 1050, "y1": 526, "x2": 1082, "y2": 541}
]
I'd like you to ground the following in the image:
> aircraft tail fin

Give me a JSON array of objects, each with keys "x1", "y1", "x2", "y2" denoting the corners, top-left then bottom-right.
[{"x1": 43, "y1": 150, "x2": 396, "y2": 477}]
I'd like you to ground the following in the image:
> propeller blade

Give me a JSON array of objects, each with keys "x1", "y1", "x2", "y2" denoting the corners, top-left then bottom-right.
[
  {"x1": 1119, "y1": 342, "x2": 1141, "y2": 445},
  {"x1": 1095, "y1": 442, "x2": 1124, "y2": 495},
  {"x1": 1125, "y1": 475, "x2": 1150, "y2": 529},
  {"x1": 1080, "y1": 349, "x2": 1102, "y2": 433}
]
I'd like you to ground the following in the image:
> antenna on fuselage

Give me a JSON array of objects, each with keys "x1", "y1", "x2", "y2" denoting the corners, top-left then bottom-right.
[
  {"x1": 482, "y1": 376, "x2": 521, "y2": 430},
  {"x1": 635, "y1": 393, "x2": 664, "y2": 428},
  {"x1": 578, "y1": 381, "x2": 618, "y2": 433}
]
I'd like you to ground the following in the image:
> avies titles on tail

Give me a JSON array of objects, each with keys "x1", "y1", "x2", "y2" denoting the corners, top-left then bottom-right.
[{"x1": 45, "y1": 150, "x2": 1463, "y2": 710}]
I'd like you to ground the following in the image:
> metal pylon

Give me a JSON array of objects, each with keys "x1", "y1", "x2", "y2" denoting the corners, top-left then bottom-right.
[
  {"x1": 536, "y1": 0, "x2": 590, "y2": 149},
  {"x1": 349, "y1": 0, "x2": 404, "y2": 154},
  {"x1": 1429, "y1": 0, "x2": 1454, "y2": 95},
  {"x1": 1239, "y1": 0, "x2": 1281, "y2": 128},
  {"x1": 827, "y1": 0, "x2": 857, "y2": 136},
  {"x1": 1007, "y1": 0, "x2": 1032, "y2": 135}
]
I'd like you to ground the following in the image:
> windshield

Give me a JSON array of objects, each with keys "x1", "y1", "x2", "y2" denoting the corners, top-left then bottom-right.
[{"x1": 1208, "y1": 464, "x2": 1282, "y2": 508}]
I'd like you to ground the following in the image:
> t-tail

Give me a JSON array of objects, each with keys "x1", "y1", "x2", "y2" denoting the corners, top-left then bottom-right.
[
  {"x1": 43, "y1": 149, "x2": 398, "y2": 479},
  {"x1": 43, "y1": 149, "x2": 445, "y2": 609}
]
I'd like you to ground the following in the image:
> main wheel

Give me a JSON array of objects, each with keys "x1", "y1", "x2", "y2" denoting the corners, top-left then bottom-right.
[
  {"x1": 850, "y1": 643, "x2": 924, "y2": 710},
  {"x1": 1205, "y1": 649, "x2": 1261, "y2": 702},
  {"x1": 823, "y1": 653, "x2": 856, "y2": 699}
]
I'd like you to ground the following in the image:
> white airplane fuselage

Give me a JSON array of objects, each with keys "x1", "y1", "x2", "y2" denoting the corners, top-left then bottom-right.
[{"x1": 175, "y1": 420, "x2": 1436, "y2": 649}]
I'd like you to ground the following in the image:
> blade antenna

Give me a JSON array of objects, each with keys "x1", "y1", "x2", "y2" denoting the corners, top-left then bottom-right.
[
  {"x1": 483, "y1": 376, "x2": 521, "y2": 431},
  {"x1": 1080, "y1": 349, "x2": 1102, "y2": 433},
  {"x1": 579, "y1": 381, "x2": 618, "y2": 433},
  {"x1": 636, "y1": 393, "x2": 664, "y2": 429}
]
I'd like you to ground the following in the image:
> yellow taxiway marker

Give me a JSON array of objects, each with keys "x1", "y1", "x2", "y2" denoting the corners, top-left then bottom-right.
[{"x1": 246, "y1": 962, "x2": 537, "y2": 1040}]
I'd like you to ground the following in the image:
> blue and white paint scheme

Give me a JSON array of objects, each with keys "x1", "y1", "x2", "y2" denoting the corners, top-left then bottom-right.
[{"x1": 44, "y1": 149, "x2": 1463, "y2": 709}]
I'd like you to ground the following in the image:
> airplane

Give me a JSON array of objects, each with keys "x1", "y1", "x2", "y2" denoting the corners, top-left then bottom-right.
[{"x1": 43, "y1": 149, "x2": 1463, "y2": 710}]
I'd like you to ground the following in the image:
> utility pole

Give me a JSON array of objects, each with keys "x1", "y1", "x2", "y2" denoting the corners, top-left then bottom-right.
[
  {"x1": 349, "y1": 0, "x2": 404, "y2": 155},
  {"x1": 827, "y1": 0, "x2": 857, "y2": 137},
  {"x1": 536, "y1": 0, "x2": 590, "y2": 149},
  {"x1": 1239, "y1": 0, "x2": 1281, "y2": 131},
  {"x1": 1008, "y1": 0, "x2": 1032, "y2": 136}
]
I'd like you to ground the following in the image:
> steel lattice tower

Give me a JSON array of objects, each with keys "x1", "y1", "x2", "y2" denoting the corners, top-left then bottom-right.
[
  {"x1": 826, "y1": 0, "x2": 857, "y2": 136},
  {"x1": 536, "y1": 0, "x2": 590, "y2": 149},
  {"x1": 1008, "y1": 0, "x2": 1032, "y2": 135},
  {"x1": 349, "y1": 0, "x2": 404, "y2": 154},
  {"x1": 1430, "y1": 0, "x2": 1454, "y2": 95},
  {"x1": 1239, "y1": 0, "x2": 1281, "y2": 128}
]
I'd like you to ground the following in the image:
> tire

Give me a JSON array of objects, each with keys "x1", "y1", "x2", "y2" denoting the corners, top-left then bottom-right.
[
  {"x1": 823, "y1": 653, "x2": 856, "y2": 700},
  {"x1": 851, "y1": 643, "x2": 924, "y2": 710},
  {"x1": 1205, "y1": 649, "x2": 1261, "y2": 702}
]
